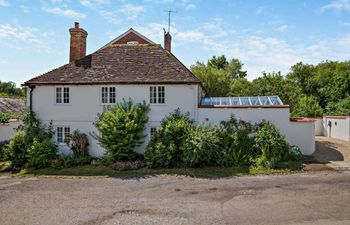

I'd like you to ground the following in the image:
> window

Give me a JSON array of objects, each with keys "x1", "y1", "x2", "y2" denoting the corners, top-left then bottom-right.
[
  {"x1": 101, "y1": 87, "x2": 116, "y2": 104},
  {"x1": 57, "y1": 126, "x2": 70, "y2": 144},
  {"x1": 150, "y1": 127, "x2": 157, "y2": 137},
  {"x1": 56, "y1": 87, "x2": 69, "y2": 104},
  {"x1": 149, "y1": 86, "x2": 165, "y2": 104}
]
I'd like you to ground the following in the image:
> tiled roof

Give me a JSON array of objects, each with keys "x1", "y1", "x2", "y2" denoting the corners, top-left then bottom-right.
[{"x1": 24, "y1": 44, "x2": 200, "y2": 85}]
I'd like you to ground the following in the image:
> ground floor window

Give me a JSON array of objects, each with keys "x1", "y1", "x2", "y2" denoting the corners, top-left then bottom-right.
[
  {"x1": 57, "y1": 126, "x2": 70, "y2": 144},
  {"x1": 149, "y1": 127, "x2": 158, "y2": 140}
]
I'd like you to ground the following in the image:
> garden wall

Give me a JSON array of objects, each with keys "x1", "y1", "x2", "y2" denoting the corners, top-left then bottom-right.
[
  {"x1": 197, "y1": 107, "x2": 315, "y2": 155},
  {"x1": 0, "y1": 119, "x2": 22, "y2": 142}
]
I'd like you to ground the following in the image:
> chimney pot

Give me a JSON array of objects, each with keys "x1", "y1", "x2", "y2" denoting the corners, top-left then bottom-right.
[{"x1": 69, "y1": 22, "x2": 88, "y2": 63}]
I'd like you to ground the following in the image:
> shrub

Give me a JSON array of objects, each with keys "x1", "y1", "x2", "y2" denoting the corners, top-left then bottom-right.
[
  {"x1": 93, "y1": 99, "x2": 150, "y2": 161},
  {"x1": 0, "y1": 112, "x2": 12, "y2": 123},
  {"x1": 7, "y1": 111, "x2": 54, "y2": 168},
  {"x1": 26, "y1": 138, "x2": 58, "y2": 168},
  {"x1": 50, "y1": 155, "x2": 96, "y2": 169},
  {"x1": 181, "y1": 126, "x2": 220, "y2": 168},
  {"x1": 65, "y1": 130, "x2": 89, "y2": 157},
  {"x1": 145, "y1": 109, "x2": 192, "y2": 168},
  {"x1": 0, "y1": 140, "x2": 9, "y2": 161},
  {"x1": 288, "y1": 145, "x2": 302, "y2": 161},
  {"x1": 216, "y1": 116, "x2": 256, "y2": 166},
  {"x1": 253, "y1": 121, "x2": 290, "y2": 169},
  {"x1": 7, "y1": 131, "x2": 28, "y2": 168}
]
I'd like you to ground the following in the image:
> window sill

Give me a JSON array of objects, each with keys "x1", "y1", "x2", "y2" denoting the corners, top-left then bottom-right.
[{"x1": 54, "y1": 103, "x2": 72, "y2": 106}]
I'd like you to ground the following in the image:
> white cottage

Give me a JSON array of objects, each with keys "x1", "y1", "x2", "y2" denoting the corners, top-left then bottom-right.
[{"x1": 24, "y1": 23, "x2": 315, "y2": 156}]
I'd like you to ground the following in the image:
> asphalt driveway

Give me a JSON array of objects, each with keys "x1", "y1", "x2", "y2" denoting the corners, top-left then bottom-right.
[{"x1": 1, "y1": 171, "x2": 350, "y2": 225}]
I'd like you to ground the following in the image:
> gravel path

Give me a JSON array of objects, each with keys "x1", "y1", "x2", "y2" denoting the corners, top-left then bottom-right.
[{"x1": 1, "y1": 171, "x2": 350, "y2": 225}]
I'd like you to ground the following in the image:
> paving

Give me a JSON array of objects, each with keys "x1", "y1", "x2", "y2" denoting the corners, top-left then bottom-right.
[
  {"x1": 314, "y1": 136, "x2": 350, "y2": 170},
  {"x1": 1, "y1": 171, "x2": 350, "y2": 225}
]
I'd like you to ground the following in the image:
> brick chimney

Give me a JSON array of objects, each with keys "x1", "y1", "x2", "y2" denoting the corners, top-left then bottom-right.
[
  {"x1": 69, "y1": 22, "x2": 88, "y2": 62},
  {"x1": 164, "y1": 31, "x2": 171, "y2": 52}
]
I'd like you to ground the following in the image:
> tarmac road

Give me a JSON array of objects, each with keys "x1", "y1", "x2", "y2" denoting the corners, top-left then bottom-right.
[{"x1": 0, "y1": 171, "x2": 350, "y2": 225}]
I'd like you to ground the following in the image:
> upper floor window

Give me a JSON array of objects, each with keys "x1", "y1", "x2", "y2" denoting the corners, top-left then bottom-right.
[
  {"x1": 57, "y1": 126, "x2": 70, "y2": 144},
  {"x1": 150, "y1": 86, "x2": 165, "y2": 104},
  {"x1": 101, "y1": 87, "x2": 116, "y2": 104},
  {"x1": 56, "y1": 87, "x2": 69, "y2": 104}
]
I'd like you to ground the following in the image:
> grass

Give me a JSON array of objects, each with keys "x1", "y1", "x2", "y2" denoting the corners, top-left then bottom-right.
[{"x1": 20, "y1": 164, "x2": 299, "y2": 178}]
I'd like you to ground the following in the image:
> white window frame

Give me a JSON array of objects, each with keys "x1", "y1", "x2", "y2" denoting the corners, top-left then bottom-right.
[
  {"x1": 149, "y1": 86, "x2": 165, "y2": 104},
  {"x1": 149, "y1": 127, "x2": 158, "y2": 140},
  {"x1": 101, "y1": 86, "x2": 116, "y2": 105},
  {"x1": 55, "y1": 87, "x2": 70, "y2": 104},
  {"x1": 56, "y1": 126, "x2": 70, "y2": 144}
]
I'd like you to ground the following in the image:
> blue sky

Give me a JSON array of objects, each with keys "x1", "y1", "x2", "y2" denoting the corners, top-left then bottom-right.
[{"x1": 1, "y1": 0, "x2": 350, "y2": 85}]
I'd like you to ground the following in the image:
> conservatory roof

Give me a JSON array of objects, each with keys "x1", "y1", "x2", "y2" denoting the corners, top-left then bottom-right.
[{"x1": 199, "y1": 96, "x2": 288, "y2": 108}]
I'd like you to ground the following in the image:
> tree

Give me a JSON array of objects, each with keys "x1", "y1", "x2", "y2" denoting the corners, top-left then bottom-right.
[
  {"x1": 191, "y1": 62, "x2": 231, "y2": 97},
  {"x1": 292, "y1": 95, "x2": 323, "y2": 117},
  {"x1": 325, "y1": 97, "x2": 350, "y2": 116},
  {"x1": 191, "y1": 55, "x2": 247, "y2": 97},
  {"x1": 0, "y1": 81, "x2": 25, "y2": 96}
]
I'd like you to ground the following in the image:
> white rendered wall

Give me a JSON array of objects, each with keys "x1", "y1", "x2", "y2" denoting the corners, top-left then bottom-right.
[
  {"x1": 314, "y1": 118, "x2": 323, "y2": 136},
  {"x1": 323, "y1": 117, "x2": 350, "y2": 141},
  {"x1": 30, "y1": 84, "x2": 198, "y2": 156},
  {"x1": 0, "y1": 120, "x2": 22, "y2": 142},
  {"x1": 286, "y1": 122, "x2": 315, "y2": 155},
  {"x1": 198, "y1": 107, "x2": 315, "y2": 155}
]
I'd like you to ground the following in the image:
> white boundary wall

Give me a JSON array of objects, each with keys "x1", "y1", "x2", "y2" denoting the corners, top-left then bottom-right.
[
  {"x1": 322, "y1": 117, "x2": 350, "y2": 141},
  {"x1": 198, "y1": 107, "x2": 315, "y2": 155},
  {"x1": 0, "y1": 120, "x2": 22, "y2": 142}
]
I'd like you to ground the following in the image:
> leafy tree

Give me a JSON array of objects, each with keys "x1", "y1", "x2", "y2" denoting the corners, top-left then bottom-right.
[
  {"x1": 191, "y1": 56, "x2": 246, "y2": 96},
  {"x1": 292, "y1": 95, "x2": 323, "y2": 117},
  {"x1": 325, "y1": 97, "x2": 350, "y2": 116},
  {"x1": 93, "y1": 99, "x2": 150, "y2": 161},
  {"x1": 208, "y1": 55, "x2": 228, "y2": 69},
  {"x1": 229, "y1": 78, "x2": 252, "y2": 96},
  {"x1": 191, "y1": 62, "x2": 231, "y2": 97},
  {"x1": 0, "y1": 81, "x2": 25, "y2": 96}
]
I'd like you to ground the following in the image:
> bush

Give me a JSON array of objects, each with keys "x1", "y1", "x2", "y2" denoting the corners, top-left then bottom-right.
[
  {"x1": 7, "y1": 111, "x2": 54, "y2": 168},
  {"x1": 145, "y1": 110, "x2": 192, "y2": 168},
  {"x1": 26, "y1": 138, "x2": 58, "y2": 168},
  {"x1": 0, "y1": 140, "x2": 9, "y2": 161},
  {"x1": 7, "y1": 131, "x2": 28, "y2": 168},
  {"x1": 253, "y1": 121, "x2": 290, "y2": 169},
  {"x1": 181, "y1": 126, "x2": 220, "y2": 168},
  {"x1": 93, "y1": 99, "x2": 150, "y2": 161},
  {"x1": 51, "y1": 155, "x2": 96, "y2": 169},
  {"x1": 0, "y1": 112, "x2": 12, "y2": 123},
  {"x1": 65, "y1": 130, "x2": 89, "y2": 157},
  {"x1": 216, "y1": 116, "x2": 256, "y2": 166}
]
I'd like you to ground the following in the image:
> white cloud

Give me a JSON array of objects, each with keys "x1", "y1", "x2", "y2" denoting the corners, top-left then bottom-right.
[
  {"x1": 120, "y1": 3, "x2": 145, "y2": 20},
  {"x1": 276, "y1": 24, "x2": 288, "y2": 32},
  {"x1": 320, "y1": 0, "x2": 350, "y2": 13},
  {"x1": 42, "y1": 6, "x2": 87, "y2": 19},
  {"x1": 185, "y1": 3, "x2": 195, "y2": 9},
  {"x1": 0, "y1": 0, "x2": 9, "y2": 7},
  {"x1": 0, "y1": 23, "x2": 52, "y2": 52},
  {"x1": 100, "y1": 10, "x2": 122, "y2": 25},
  {"x1": 255, "y1": 6, "x2": 270, "y2": 15},
  {"x1": 0, "y1": 59, "x2": 8, "y2": 64},
  {"x1": 79, "y1": 0, "x2": 109, "y2": 8}
]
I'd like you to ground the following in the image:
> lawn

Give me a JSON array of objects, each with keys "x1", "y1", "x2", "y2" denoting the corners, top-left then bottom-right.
[{"x1": 20, "y1": 164, "x2": 299, "y2": 178}]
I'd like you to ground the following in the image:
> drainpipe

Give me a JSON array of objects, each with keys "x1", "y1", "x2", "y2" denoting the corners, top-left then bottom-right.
[{"x1": 29, "y1": 85, "x2": 36, "y2": 112}]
